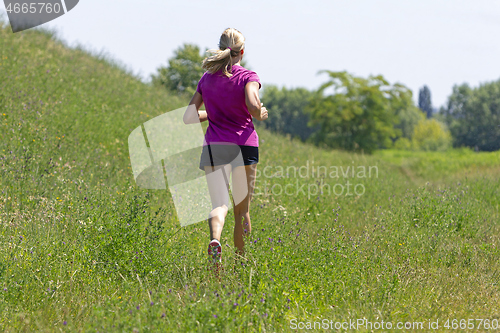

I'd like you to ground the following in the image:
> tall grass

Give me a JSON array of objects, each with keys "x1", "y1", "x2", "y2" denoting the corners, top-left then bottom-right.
[{"x1": 1, "y1": 24, "x2": 499, "y2": 332}]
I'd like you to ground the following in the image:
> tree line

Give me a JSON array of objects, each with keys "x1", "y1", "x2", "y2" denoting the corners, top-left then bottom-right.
[{"x1": 152, "y1": 44, "x2": 500, "y2": 153}]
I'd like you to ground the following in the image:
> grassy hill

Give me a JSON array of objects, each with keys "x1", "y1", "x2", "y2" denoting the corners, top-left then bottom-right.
[{"x1": 1, "y1": 22, "x2": 500, "y2": 332}]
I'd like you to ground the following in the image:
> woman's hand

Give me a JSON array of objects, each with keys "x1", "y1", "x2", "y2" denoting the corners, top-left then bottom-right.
[
  {"x1": 183, "y1": 91, "x2": 207, "y2": 124},
  {"x1": 258, "y1": 103, "x2": 268, "y2": 121}
]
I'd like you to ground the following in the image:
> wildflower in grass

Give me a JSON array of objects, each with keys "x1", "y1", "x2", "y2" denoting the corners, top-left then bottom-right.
[
  {"x1": 161, "y1": 313, "x2": 166, "y2": 318},
  {"x1": 136, "y1": 305, "x2": 140, "y2": 310},
  {"x1": 213, "y1": 314, "x2": 218, "y2": 318},
  {"x1": 233, "y1": 302, "x2": 238, "y2": 307},
  {"x1": 150, "y1": 302, "x2": 154, "y2": 306}
]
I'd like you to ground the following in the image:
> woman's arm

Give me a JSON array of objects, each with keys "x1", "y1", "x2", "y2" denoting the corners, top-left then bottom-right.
[
  {"x1": 245, "y1": 81, "x2": 268, "y2": 121},
  {"x1": 183, "y1": 91, "x2": 208, "y2": 124}
]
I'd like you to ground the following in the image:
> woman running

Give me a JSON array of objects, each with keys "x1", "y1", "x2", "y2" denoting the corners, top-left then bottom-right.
[{"x1": 183, "y1": 28, "x2": 268, "y2": 269}]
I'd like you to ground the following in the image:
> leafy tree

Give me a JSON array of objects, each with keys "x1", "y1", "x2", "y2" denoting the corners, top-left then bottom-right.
[
  {"x1": 260, "y1": 85, "x2": 317, "y2": 141},
  {"x1": 307, "y1": 71, "x2": 405, "y2": 153},
  {"x1": 442, "y1": 80, "x2": 500, "y2": 151},
  {"x1": 418, "y1": 85, "x2": 433, "y2": 118},
  {"x1": 389, "y1": 83, "x2": 426, "y2": 140},
  {"x1": 151, "y1": 43, "x2": 205, "y2": 95},
  {"x1": 395, "y1": 106, "x2": 426, "y2": 140}
]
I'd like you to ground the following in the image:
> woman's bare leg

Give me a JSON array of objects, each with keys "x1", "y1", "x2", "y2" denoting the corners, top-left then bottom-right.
[
  {"x1": 204, "y1": 165, "x2": 231, "y2": 242},
  {"x1": 232, "y1": 164, "x2": 257, "y2": 253}
]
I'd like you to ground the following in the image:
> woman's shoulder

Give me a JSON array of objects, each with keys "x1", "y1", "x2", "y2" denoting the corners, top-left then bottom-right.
[
  {"x1": 233, "y1": 65, "x2": 258, "y2": 76},
  {"x1": 234, "y1": 66, "x2": 261, "y2": 88}
]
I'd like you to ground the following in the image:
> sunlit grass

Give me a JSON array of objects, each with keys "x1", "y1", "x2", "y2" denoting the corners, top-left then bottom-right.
[{"x1": 1, "y1": 23, "x2": 499, "y2": 332}]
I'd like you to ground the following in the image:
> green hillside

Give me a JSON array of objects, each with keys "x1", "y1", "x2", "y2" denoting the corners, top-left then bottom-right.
[{"x1": 1, "y1": 22, "x2": 500, "y2": 332}]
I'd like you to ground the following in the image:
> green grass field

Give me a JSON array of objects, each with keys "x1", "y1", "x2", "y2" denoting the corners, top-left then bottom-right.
[{"x1": 1, "y1": 24, "x2": 500, "y2": 332}]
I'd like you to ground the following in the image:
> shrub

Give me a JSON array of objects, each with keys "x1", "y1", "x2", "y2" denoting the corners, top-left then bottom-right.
[
  {"x1": 393, "y1": 137, "x2": 412, "y2": 150},
  {"x1": 412, "y1": 119, "x2": 452, "y2": 151}
]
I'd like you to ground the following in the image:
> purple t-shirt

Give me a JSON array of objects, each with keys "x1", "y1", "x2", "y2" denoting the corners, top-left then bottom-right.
[{"x1": 196, "y1": 65, "x2": 261, "y2": 147}]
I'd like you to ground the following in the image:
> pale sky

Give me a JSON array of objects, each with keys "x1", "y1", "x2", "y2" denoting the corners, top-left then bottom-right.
[{"x1": 2, "y1": 0, "x2": 500, "y2": 108}]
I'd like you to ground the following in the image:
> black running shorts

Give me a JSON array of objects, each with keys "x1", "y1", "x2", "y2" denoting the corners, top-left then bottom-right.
[{"x1": 199, "y1": 144, "x2": 259, "y2": 171}]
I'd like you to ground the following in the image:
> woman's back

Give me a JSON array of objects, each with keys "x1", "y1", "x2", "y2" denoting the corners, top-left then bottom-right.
[{"x1": 196, "y1": 65, "x2": 261, "y2": 147}]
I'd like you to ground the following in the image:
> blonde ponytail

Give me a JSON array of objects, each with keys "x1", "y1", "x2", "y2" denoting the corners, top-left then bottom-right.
[{"x1": 202, "y1": 28, "x2": 245, "y2": 78}]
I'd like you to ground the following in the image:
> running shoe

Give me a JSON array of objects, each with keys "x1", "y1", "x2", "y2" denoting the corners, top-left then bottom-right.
[
  {"x1": 208, "y1": 240, "x2": 222, "y2": 264},
  {"x1": 207, "y1": 240, "x2": 222, "y2": 279}
]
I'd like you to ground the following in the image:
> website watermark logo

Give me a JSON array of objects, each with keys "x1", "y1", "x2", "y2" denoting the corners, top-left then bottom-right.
[
  {"x1": 128, "y1": 107, "x2": 248, "y2": 227},
  {"x1": 253, "y1": 162, "x2": 378, "y2": 199},
  {"x1": 4, "y1": 0, "x2": 79, "y2": 33}
]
